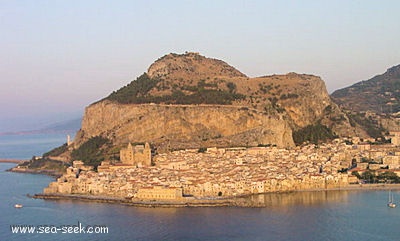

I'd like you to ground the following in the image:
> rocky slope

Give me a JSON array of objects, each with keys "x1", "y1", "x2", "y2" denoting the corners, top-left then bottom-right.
[
  {"x1": 73, "y1": 52, "x2": 354, "y2": 153},
  {"x1": 331, "y1": 64, "x2": 400, "y2": 136},
  {"x1": 332, "y1": 64, "x2": 400, "y2": 114},
  {"x1": 234, "y1": 73, "x2": 353, "y2": 134}
]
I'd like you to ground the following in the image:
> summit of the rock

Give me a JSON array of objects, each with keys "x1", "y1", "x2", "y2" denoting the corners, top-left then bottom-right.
[{"x1": 147, "y1": 52, "x2": 247, "y2": 81}]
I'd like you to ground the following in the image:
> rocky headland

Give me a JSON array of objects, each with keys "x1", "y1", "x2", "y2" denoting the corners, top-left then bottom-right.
[
  {"x1": 73, "y1": 52, "x2": 353, "y2": 153},
  {"x1": 14, "y1": 52, "x2": 400, "y2": 207}
]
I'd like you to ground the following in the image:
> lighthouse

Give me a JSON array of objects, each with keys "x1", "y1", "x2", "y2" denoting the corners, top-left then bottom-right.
[{"x1": 67, "y1": 135, "x2": 72, "y2": 146}]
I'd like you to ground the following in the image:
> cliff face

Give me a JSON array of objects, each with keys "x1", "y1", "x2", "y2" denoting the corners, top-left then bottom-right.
[
  {"x1": 232, "y1": 73, "x2": 353, "y2": 136},
  {"x1": 239, "y1": 73, "x2": 332, "y2": 127},
  {"x1": 74, "y1": 52, "x2": 354, "y2": 152},
  {"x1": 75, "y1": 101, "x2": 294, "y2": 150}
]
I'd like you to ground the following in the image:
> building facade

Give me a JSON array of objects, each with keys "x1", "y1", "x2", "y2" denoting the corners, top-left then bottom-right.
[{"x1": 120, "y1": 142, "x2": 151, "y2": 167}]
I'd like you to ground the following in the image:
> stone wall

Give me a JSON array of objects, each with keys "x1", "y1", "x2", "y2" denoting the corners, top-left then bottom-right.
[{"x1": 136, "y1": 186, "x2": 183, "y2": 200}]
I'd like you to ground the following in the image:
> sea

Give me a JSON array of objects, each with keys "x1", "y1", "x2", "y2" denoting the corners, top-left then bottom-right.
[{"x1": 1, "y1": 133, "x2": 400, "y2": 241}]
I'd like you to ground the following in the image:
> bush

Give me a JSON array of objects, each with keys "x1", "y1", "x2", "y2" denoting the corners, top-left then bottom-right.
[
  {"x1": 359, "y1": 170, "x2": 400, "y2": 183},
  {"x1": 378, "y1": 171, "x2": 400, "y2": 183},
  {"x1": 226, "y1": 82, "x2": 237, "y2": 93},
  {"x1": 351, "y1": 171, "x2": 361, "y2": 179},
  {"x1": 43, "y1": 143, "x2": 68, "y2": 157},
  {"x1": 259, "y1": 83, "x2": 272, "y2": 94},
  {"x1": 293, "y1": 122, "x2": 337, "y2": 145},
  {"x1": 106, "y1": 73, "x2": 160, "y2": 104},
  {"x1": 347, "y1": 113, "x2": 386, "y2": 138},
  {"x1": 198, "y1": 147, "x2": 207, "y2": 153},
  {"x1": 106, "y1": 73, "x2": 245, "y2": 105},
  {"x1": 361, "y1": 170, "x2": 376, "y2": 183},
  {"x1": 280, "y1": 93, "x2": 299, "y2": 100},
  {"x1": 71, "y1": 136, "x2": 110, "y2": 169},
  {"x1": 23, "y1": 157, "x2": 68, "y2": 174}
]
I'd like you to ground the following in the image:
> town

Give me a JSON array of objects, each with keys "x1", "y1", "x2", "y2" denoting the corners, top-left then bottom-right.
[{"x1": 41, "y1": 132, "x2": 400, "y2": 203}]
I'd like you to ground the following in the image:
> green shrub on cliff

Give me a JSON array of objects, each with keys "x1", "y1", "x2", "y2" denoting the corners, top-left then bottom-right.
[
  {"x1": 27, "y1": 158, "x2": 66, "y2": 170},
  {"x1": 106, "y1": 73, "x2": 160, "y2": 104},
  {"x1": 71, "y1": 136, "x2": 110, "y2": 169},
  {"x1": 105, "y1": 73, "x2": 245, "y2": 105},
  {"x1": 293, "y1": 122, "x2": 337, "y2": 145},
  {"x1": 347, "y1": 112, "x2": 386, "y2": 139},
  {"x1": 43, "y1": 143, "x2": 68, "y2": 157}
]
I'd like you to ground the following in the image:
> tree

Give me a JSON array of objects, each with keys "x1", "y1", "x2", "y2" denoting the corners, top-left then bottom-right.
[
  {"x1": 198, "y1": 147, "x2": 207, "y2": 153},
  {"x1": 361, "y1": 170, "x2": 376, "y2": 183},
  {"x1": 293, "y1": 122, "x2": 337, "y2": 145},
  {"x1": 71, "y1": 136, "x2": 110, "y2": 169},
  {"x1": 377, "y1": 171, "x2": 400, "y2": 183},
  {"x1": 351, "y1": 171, "x2": 361, "y2": 179},
  {"x1": 226, "y1": 82, "x2": 237, "y2": 93}
]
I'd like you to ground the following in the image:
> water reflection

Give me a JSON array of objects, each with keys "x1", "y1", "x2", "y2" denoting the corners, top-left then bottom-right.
[
  {"x1": 47, "y1": 190, "x2": 350, "y2": 209},
  {"x1": 241, "y1": 190, "x2": 349, "y2": 208}
]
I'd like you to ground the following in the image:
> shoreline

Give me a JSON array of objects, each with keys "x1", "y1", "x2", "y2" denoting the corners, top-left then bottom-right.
[
  {"x1": 33, "y1": 184, "x2": 400, "y2": 208},
  {"x1": 32, "y1": 193, "x2": 239, "y2": 207}
]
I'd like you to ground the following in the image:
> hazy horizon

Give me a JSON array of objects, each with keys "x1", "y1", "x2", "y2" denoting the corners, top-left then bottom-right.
[{"x1": 1, "y1": 1, "x2": 399, "y2": 132}]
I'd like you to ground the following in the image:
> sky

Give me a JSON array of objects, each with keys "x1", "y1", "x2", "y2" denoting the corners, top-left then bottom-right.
[{"x1": 1, "y1": 0, "x2": 399, "y2": 132}]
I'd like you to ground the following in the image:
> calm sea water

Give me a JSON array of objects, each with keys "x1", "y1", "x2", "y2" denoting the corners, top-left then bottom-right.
[
  {"x1": 0, "y1": 133, "x2": 68, "y2": 159},
  {"x1": 1, "y1": 134, "x2": 400, "y2": 241}
]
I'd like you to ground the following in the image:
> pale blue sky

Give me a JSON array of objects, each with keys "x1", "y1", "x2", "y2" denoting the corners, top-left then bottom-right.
[{"x1": 1, "y1": 0, "x2": 399, "y2": 131}]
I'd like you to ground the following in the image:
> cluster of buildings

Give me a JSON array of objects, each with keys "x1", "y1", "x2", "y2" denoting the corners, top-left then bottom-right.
[
  {"x1": 43, "y1": 137, "x2": 400, "y2": 202},
  {"x1": 344, "y1": 137, "x2": 400, "y2": 178},
  {"x1": 38, "y1": 141, "x2": 336, "y2": 199}
]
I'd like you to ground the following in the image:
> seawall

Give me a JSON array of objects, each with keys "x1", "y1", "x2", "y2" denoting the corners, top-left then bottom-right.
[{"x1": 33, "y1": 184, "x2": 400, "y2": 208}]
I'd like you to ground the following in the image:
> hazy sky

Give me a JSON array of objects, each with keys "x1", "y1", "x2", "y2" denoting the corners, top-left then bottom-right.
[{"x1": 1, "y1": 0, "x2": 399, "y2": 131}]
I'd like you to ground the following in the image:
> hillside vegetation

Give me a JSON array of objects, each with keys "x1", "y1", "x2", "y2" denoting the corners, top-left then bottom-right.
[
  {"x1": 106, "y1": 73, "x2": 245, "y2": 105},
  {"x1": 293, "y1": 122, "x2": 337, "y2": 145},
  {"x1": 332, "y1": 64, "x2": 400, "y2": 114},
  {"x1": 71, "y1": 136, "x2": 113, "y2": 169}
]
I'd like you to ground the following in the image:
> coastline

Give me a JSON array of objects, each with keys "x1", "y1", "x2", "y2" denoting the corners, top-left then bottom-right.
[
  {"x1": 6, "y1": 163, "x2": 400, "y2": 208},
  {"x1": 32, "y1": 184, "x2": 400, "y2": 208},
  {"x1": 319, "y1": 183, "x2": 400, "y2": 191},
  {"x1": 32, "y1": 193, "x2": 239, "y2": 207}
]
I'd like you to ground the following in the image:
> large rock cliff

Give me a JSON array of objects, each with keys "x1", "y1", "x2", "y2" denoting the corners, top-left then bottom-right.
[
  {"x1": 75, "y1": 101, "x2": 294, "y2": 151},
  {"x1": 73, "y1": 52, "x2": 354, "y2": 153},
  {"x1": 233, "y1": 73, "x2": 352, "y2": 134}
]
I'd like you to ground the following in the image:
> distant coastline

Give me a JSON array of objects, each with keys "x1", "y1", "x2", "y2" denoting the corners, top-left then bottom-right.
[
  {"x1": 0, "y1": 117, "x2": 81, "y2": 136},
  {"x1": 7, "y1": 166, "x2": 62, "y2": 178},
  {"x1": 0, "y1": 159, "x2": 26, "y2": 163}
]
